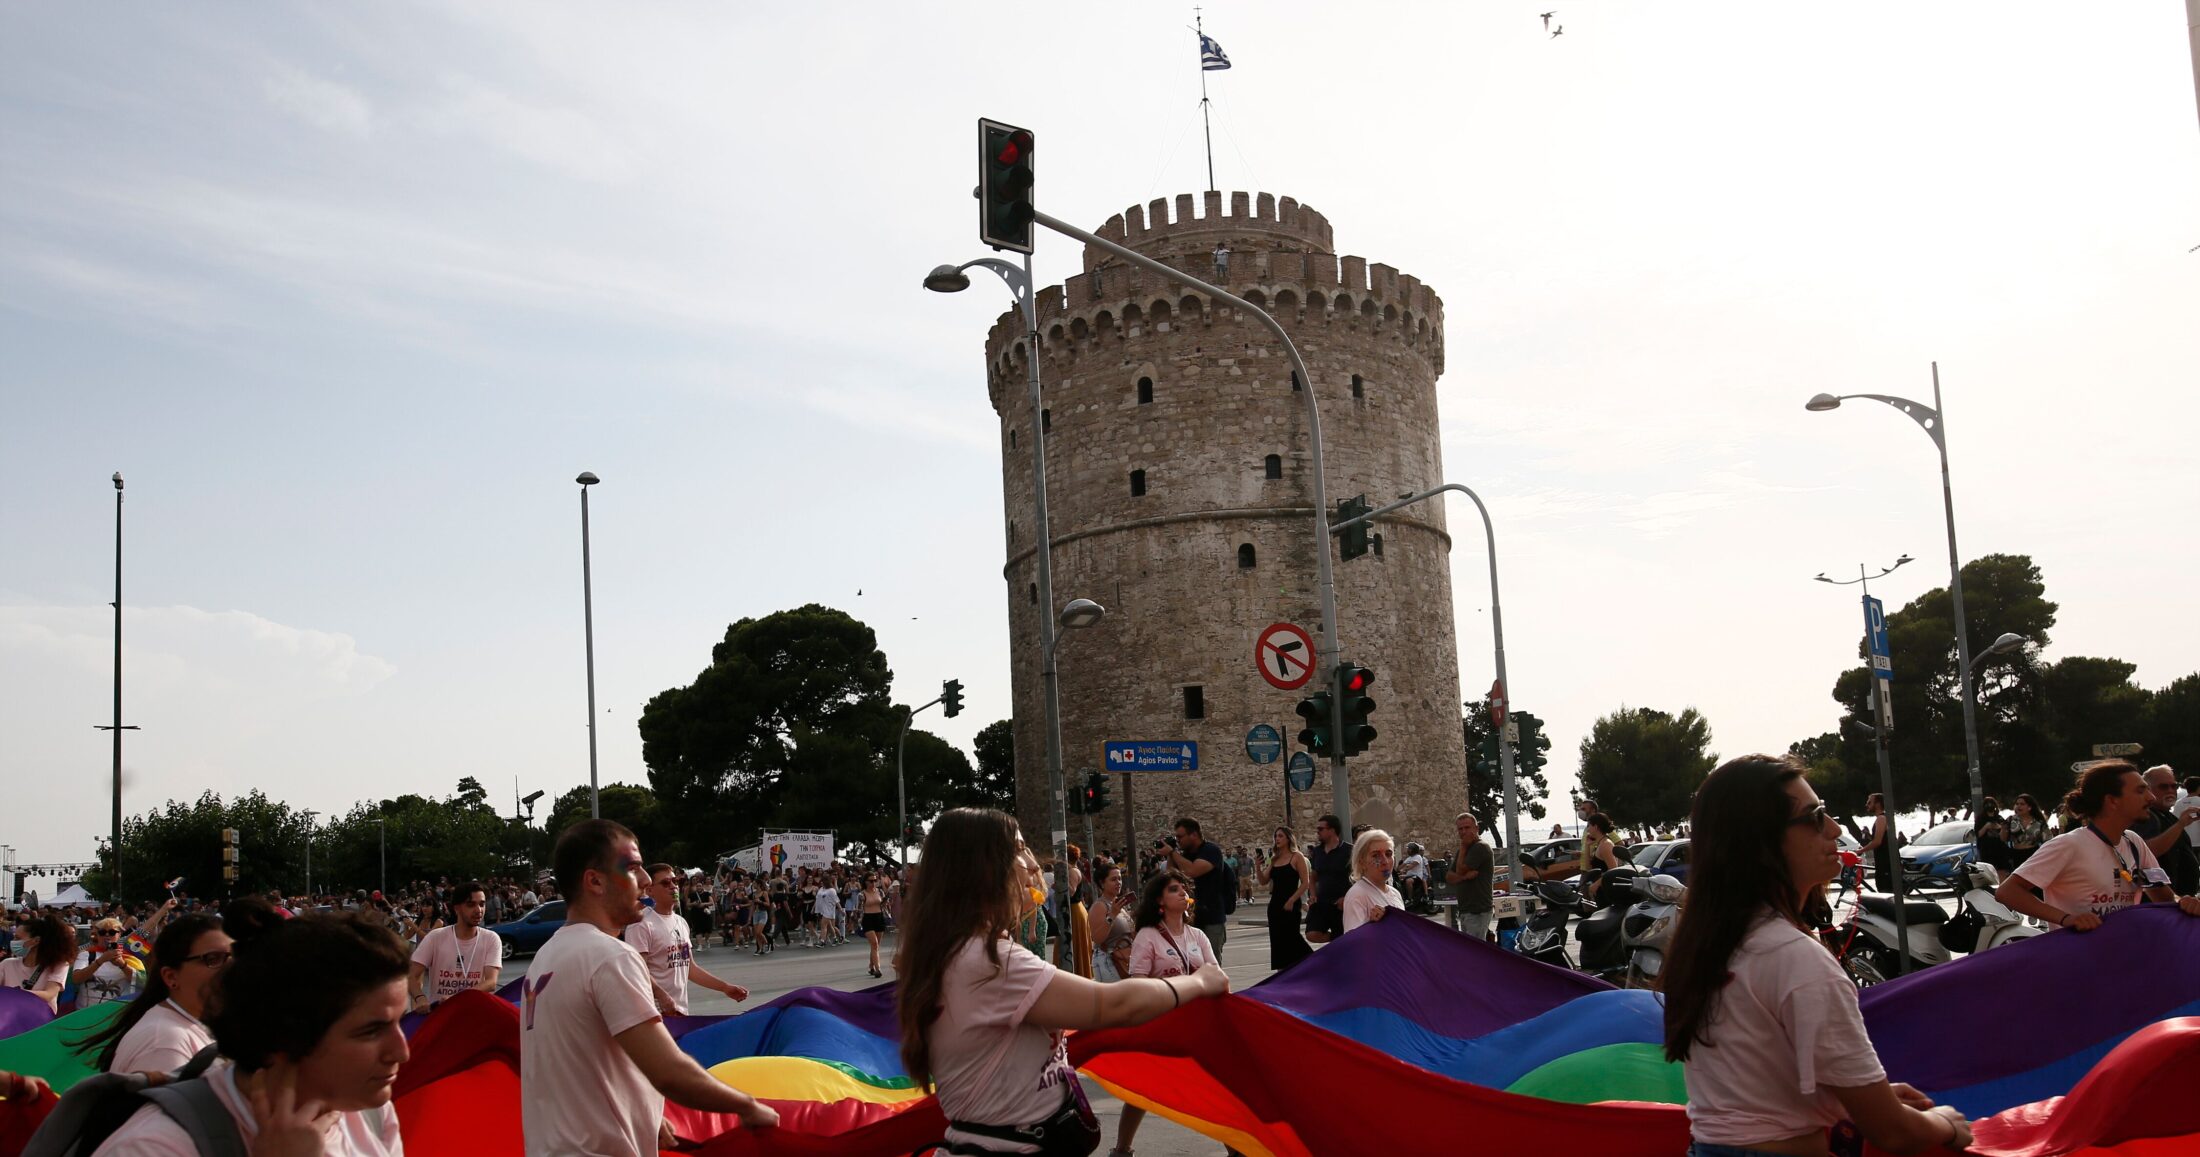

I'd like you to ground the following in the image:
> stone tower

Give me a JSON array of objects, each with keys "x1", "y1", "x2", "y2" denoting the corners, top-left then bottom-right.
[{"x1": 984, "y1": 190, "x2": 1463, "y2": 856}]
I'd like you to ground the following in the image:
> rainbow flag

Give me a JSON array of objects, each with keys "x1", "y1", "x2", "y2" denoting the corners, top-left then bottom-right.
[{"x1": 10, "y1": 911, "x2": 2200, "y2": 1157}]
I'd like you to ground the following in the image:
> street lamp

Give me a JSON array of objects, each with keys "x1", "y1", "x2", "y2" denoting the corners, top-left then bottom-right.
[
  {"x1": 925, "y1": 251, "x2": 1092, "y2": 966},
  {"x1": 302, "y1": 810, "x2": 318, "y2": 898},
  {"x1": 93, "y1": 472, "x2": 139, "y2": 903},
  {"x1": 1817, "y1": 555, "x2": 1915, "y2": 974},
  {"x1": 374, "y1": 817, "x2": 387, "y2": 897},
  {"x1": 1806, "y1": 363, "x2": 1992, "y2": 830},
  {"x1": 577, "y1": 472, "x2": 601, "y2": 819},
  {"x1": 1048, "y1": 600, "x2": 1108, "y2": 860}
]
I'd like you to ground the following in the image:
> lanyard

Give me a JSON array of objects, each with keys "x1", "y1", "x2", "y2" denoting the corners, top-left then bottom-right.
[{"x1": 2086, "y1": 824, "x2": 2136, "y2": 886}]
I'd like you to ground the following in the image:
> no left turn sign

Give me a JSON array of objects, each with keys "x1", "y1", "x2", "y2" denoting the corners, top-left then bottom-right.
[{"x1": 1255, "y1": 622, "x2": 1317, "y2": 690}]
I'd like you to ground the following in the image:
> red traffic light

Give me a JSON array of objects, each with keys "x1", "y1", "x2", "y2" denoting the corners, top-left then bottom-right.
[
  {"x1": 1343, "y1": 666, "x2": 1375, "y2": 692},
  {"x1": 996, "y1": 131, "x2": 1031, "y2": 165}
]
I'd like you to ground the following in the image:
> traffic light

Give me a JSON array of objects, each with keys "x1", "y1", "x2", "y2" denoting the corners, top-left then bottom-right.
[
  {"x1": 1338, "y1": 665, "x2": 1378, "y2": 755},
  {"x1": 1066, "y1": 781, "x2": 1086, "y2": 815},
  {"x1": 1085, "y1": 771, "x2": 1111, "y2": 813},
  {"x1": 1515, "y1": 712, "x2": 1552, "y2": 771},
  {"x1": 1337, "y1": 495, "x2": 1373, "y2": 561},
  {"x1": 221, "y1": 827, "x2": 241, "y2": 883},
  {"x1": 978, "y1": 119, "x2": 1036, "y2": 254},
  {"x1": 1470, "y1": 732, "x2": 1502, "y2": 779},
  {"x1": 941, "y1": 678, "x2": 964, "y2": 718},
  {"x1": 1296, "y1": 687, "x2": 1335, "y2": 757}
]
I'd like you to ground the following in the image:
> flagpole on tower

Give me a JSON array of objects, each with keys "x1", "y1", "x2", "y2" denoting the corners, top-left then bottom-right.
[{"x1": 1197, "y1": 8, "x2": 1216, "y2": 193}]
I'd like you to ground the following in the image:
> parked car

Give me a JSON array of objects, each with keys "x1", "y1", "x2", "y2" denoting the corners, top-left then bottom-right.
[
  {"x1": 1627, "y1": 840, "x2": 1691, "y2": 884},
  {"x1": 488, "y1": 900, "x2": 566, "y2": 960},
  {"x1": 1900, "y1": 821, "x2": 1977, "y2": 891}
]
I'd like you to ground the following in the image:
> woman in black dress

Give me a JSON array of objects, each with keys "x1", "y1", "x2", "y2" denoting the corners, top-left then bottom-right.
[{"x1": 1260, "y1": 825, "x2": 1313, "y2": 971}]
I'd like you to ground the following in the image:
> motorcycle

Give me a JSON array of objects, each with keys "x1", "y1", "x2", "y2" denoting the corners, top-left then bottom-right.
[
  {"x1": 1841, "y1": 858, "x2": 2040, "y2": 980},
  {"x1": 1574, "y1": 866, "x2": 1642, "y2": 978},
  {"x1": 1513, "y1": 878, "x2": 1586, "y2": 967}
]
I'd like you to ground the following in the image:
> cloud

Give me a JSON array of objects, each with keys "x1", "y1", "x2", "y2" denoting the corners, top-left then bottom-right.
[
  {"x1": 263, "y1": 64, "x2": 374, "y2": 138},
  {"x1": 0, "y1": 604, "x2": 396, "y2": 858}
]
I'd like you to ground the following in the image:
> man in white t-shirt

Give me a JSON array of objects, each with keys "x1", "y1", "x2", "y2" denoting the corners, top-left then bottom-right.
[
  {"x1": 522, "y1": 820, "x2": 778, "y2": 1157},
  {"x1": 408, "y1": 882, "x2": 502, "y2": 1011},
  {"x1": 625, "y1": 864, "x2": 747, "y2": 1015},
  {"x1": 1999, "y1": 762, "x2": 2200, "y2": 929}
]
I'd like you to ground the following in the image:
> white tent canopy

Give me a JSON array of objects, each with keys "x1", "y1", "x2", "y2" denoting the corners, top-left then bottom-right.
[{"x1": 46, "y1": 883, "x2": 103, "y2": 908}]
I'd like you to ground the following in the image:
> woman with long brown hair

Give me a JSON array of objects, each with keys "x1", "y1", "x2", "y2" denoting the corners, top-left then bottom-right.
[
  {"x1": 897, "y1": 809, "x2": 1227, "y2": 1156},
  {"x1": 1662, "y1": 754, "x2": 1970, "y2": 1156}
]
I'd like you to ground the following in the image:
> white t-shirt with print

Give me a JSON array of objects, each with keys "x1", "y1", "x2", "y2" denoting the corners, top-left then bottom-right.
[
  {"x1": 1684, "y1": 913, "x2": 1887, "y2": 1146},
  {"x1": 2009, "y1": 826, "x2": 2163, "y2": 922},
  {"x1": 927, "y1": 936, "x2": 1075, "y2": 1131},
  {"x1": 622, "y1": 907, "x2": 695, "y2": 1015},
  {"x1": 72, "y1": 949, "x2": 140, "y2": 1008},
  {"x1": 1125, "y1": 923, "x2": 1215, "y2": 979},
  {"x1": 111, "y1": 1000, "x2": 214, "y2": 1074},
  {"x1": 90, "y1": 1062, "x2": 401, "y2": 1157},
  {"x1": 520, "y1": 922, "x2": 665, "y2": 1157},
  {"x1": 1340, "y1": 877, "x2": 1405, "y2": 933},
  {"x1": 411, "y1": 925, "x2": 501, "y2": 1006}
]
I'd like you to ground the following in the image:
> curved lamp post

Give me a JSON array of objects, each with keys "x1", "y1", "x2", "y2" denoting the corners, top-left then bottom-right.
[{"x1": 1807, "y1": 363, "x2": 1994, "y2": 836}]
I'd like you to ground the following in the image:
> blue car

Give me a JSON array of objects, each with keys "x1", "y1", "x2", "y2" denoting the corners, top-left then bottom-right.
[
  {"x1": 488, "y1": 900, "x2": 566, "y2": 961},
  {"x1": 1899, "y1": 821, "x2": 1977, "y2": 891}
]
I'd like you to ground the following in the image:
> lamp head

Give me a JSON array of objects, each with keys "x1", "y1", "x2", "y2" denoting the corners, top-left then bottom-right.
[
  {"x1": 1057, "y1": 598, "x2": 1106, "y2": 630},
  {"x1": 111, "y1": 472, "x2": 124, "y2": 490},
  {"x1": 1987, "y1": 632, "x2": 2027, "y2": 655},
  {"x1": 923, "y1": 264, "x2": 971, "y2": 293},
  {"x1": 576, "y1": 472, "x2": 599, "y2": 486},
  {"x1": 1805, "y1": 393, "x2": 1843, "y2": 412},
  {"x1": 1891, "y1": 554, "x2": 1913, "y2": 569},
  {"x1": 521, "y1": 790, "x2": 545, "y2": 806}
]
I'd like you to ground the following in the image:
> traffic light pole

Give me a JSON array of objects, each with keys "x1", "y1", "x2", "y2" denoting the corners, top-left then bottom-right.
[
  {"x1": 896, "y1": 696, "x2": 943, "y2": 873},
  {"x1": 1331, "y1": 482, "x2": 1519, "y2": 885},
  {"x1": 1030, "y1": 207, "x2": 1354, "y2": 825}
]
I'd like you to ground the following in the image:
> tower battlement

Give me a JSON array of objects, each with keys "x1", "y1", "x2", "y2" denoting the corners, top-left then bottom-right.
[{"x1": 982, "y1": 190, "x2": 1444, "y2": 409}]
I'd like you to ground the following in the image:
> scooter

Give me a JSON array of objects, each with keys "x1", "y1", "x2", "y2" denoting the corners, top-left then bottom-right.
[
  {"x1": 1513, "y1": 879, "x2": 1586, "y2": 967},
  {"x1": 1574, "y1": 866, "x2": 1642, "y2": 978},
  {"x1": 1845, "y1": 859, "x2": 2039, "y2": 978},
  {"x1": 1619, "y1": 873, "x2": 1685, "y2": 988}
]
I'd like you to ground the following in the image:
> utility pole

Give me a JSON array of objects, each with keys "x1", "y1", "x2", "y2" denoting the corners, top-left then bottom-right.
[{"x1": 95, "y1": 473, "x2": 139, "y2": 902}]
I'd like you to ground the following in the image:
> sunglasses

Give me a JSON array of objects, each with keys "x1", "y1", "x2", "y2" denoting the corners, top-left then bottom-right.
[
  {"x1": 1788, "y1": 803, "x2": 1834, "y2": 831},
  {"x1": 177, "y1": 950, "x2": 232, "y2": 969}
]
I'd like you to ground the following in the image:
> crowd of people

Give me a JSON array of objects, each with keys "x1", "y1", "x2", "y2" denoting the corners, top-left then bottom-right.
[{"x1": 7, "y1": 756, "x2": 2199, "y2": 1156}]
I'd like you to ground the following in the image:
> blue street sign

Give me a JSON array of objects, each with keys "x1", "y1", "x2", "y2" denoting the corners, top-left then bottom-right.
[
  {"x1": 1863, "y1": 594, "x2": 1894, "y2": 731},
  {"x1": 1287, "y1": 751, "x2": 1316, "y2": 792},
  {"x1": 1245, "y1": 724, "x2": 1283, "y2": 764},
  {"x1": 1103, "y1": 741, "x2": 1200, "y2": 772}
]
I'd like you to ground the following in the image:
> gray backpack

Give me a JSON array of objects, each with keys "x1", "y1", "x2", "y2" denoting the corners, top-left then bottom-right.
[{"x1": 17, "y1": 1047, "x2": 392, "y2": 1157}]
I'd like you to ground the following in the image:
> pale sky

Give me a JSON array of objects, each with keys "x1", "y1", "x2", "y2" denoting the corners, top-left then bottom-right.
[{"x1": 5, "y1": 3, "x2": 2198, "y2": 867}]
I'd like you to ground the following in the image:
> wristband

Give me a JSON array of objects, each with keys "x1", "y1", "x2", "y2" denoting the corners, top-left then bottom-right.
[
  {"x1": 2057, "y1": 913, "x2": 2070, "y2": 927},
  {"x1": 1163, "y1": 978, "x2": 1180, "y2": 1007}
]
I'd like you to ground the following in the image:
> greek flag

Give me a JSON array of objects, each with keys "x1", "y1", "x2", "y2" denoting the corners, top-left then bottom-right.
[{"x1": 1199, "y1": 33, "x2": 1231, "y2": 71}]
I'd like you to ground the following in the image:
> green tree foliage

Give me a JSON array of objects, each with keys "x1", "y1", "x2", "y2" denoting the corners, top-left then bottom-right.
[
  {"x1": 1460, "y1": 711, "x2": 1549, "y2": 838},
  {"x1": 541, "y1": 783, "x2": 674, "y2": 863},
  {"x1": 1577, "y1": 707, "x2": 1718, "y2": 826},
  {"x1": 637, "y1": 604, "x2": 992, "y2": 863},
  {"x1": 2144, "y1": 675, "x2": 2200, "y2": 771},
  {"x1": 1817, "y1": 553, "x2": 2198, "y2": 811},
  {"x1": 971, "y1": 719, "x2": 1017, "y2": 804}
]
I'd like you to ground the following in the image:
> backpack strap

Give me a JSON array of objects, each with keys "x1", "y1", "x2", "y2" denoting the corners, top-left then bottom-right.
[{"x1": 141, "y1": 1081, "x2": 247, "y2": 1157}]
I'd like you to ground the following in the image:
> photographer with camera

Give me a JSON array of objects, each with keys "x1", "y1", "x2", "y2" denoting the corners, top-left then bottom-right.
[{"x1": 1160, "y1": 819, "x2": 1231, "y2": 953}]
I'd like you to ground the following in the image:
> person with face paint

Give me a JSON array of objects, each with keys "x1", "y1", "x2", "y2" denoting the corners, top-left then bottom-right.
[{"x1": 521, "y1": 820, "x2": 777, "y2": 1156}]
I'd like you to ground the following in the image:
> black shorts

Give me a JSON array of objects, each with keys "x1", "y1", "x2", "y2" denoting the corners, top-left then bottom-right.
[
  {"x1": 862, "y1": 912, "x2": 887, "y2": 934},
  {"x1": 1305, "y1": 898, "x2": 1344, "y2": 937}
]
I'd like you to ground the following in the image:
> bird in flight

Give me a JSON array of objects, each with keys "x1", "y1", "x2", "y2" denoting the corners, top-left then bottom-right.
[
  {"x1": 1540, "y1": 10, "x2": 1555, "y2": 31},
  {"x1": 1551, "y1": 24, "x2": 1564, "y2": 38}
]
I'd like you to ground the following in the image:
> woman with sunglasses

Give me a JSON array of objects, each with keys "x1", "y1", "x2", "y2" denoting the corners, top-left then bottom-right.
[
  {"x1": 72, "y1": 918, "x2": 143, "y2": 1010},
  {"x1": 896, "y1": 812, "x2": 1225, "y2": 1157},
  {"x1": 1663, "y1": 754, "x2": 1972, "y2": 1156},
  {"x1": 71, "y1": 913, "x2": 231, "y2": 1074}
]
